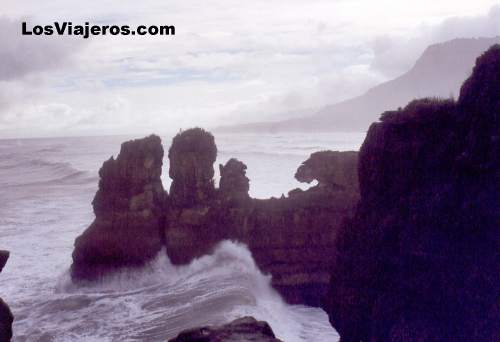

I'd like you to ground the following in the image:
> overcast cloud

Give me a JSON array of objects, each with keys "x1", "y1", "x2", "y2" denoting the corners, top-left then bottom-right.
[{"x1": 0, "y1": 0, "x2": 499, "y2": 138}]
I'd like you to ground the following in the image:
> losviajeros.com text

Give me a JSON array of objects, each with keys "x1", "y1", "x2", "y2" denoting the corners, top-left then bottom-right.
[{"x1": 22, "y1": 22, "x2": 176, "y2": 38}]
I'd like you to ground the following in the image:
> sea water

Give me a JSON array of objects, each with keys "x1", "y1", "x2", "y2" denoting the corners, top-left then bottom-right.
[{"x1": 0, "y1": 132, "x2": 364, "y2": 341}]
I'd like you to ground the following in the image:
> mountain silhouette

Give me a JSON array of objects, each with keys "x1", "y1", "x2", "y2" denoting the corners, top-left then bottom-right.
[{"x1": 216, "y1": 37, "x2": 500, "y2": 133}]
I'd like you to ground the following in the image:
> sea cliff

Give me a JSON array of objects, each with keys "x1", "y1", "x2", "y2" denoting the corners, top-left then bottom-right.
[
  {"x1": 323, "y1": 44, "x2": 499, "y2": 341},
  {"x1": 71, "y1": 129, "x2": 359, "y2": 306}
]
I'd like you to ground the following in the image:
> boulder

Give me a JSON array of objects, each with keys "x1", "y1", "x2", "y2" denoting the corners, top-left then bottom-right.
[
  {"x1": 169, "y1": 317, "x2": 282, "y2": 342},
  {"x1": 71, "y1": 135, "x2": 166, "y2": 281}
]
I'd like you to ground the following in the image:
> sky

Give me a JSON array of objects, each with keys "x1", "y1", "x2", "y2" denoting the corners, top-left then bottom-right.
[{"x1": 0, "y1": 0, "x2": 499, "y2": 138}]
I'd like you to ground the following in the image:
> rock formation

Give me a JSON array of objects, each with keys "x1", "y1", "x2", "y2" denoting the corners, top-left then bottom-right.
[
  {"x1": 169, "y1": 128, "x2": 217, "y2": 207},
  {"x1": 71, "y1": 135, "x2": 167, "y2": 281},
  {"x1": 71, "y1": 128, "x2": 358, "y2": 305},
  {"x1": 0, "y1": 250, "x2": 13, "y2": 341},
  {"x1": 218, "y1": 158, "x2": 250, "y2": 205},
  {"x1": 295, "y1": 150, "x2": 359, "y2": 192},
  {"x1": 323, "y1": 45, "x2": 500, "y2": 341},
  {"x1": 165, "y1": 128, "x2": 359, "y2": 306},
  {"x1": 0, "y1": 251, "x2": 9, "y2": 274},
  {"x1": 215, "y1": 37, "x2": 500, "y2": 133},
  {"x1": 168, "y1": 317, "x2": 282, "y2": 342}
]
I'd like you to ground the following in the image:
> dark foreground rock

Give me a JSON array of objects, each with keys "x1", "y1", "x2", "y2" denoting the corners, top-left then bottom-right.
[
  {"x1": 71, "y1": 135, "x2": 167, "y2": 281},
  {"x1": 323, "y1": 45, "x2": 500, "y2": 341},
  {"x1": 0, "y1": 299, "x2": 13, "y2": 342},
  {"x1": 0, "y1": 251, "x2": 9, "y2": 274},
  {"x1": 165, "y1": 129, "x2": 359, "y2": 306},
  {"x1": 169, "y1": 317, "x2": 282, "y2": 342},
  {"x1": 0, "y1": 250, "x2": 13, "y2": 341}
]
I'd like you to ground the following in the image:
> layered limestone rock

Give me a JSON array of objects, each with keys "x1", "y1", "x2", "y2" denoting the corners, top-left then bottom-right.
[
  {"x1": 71, "y1": 129, "x2": 359, "y2": 305},
  {"x1": 295, "y1": 150, "x2": 359, "y2": 192},
  {"x1": 164, "y1": 128, "x2": 220, "y2": 267},
  {"x1": 71, "y1": 135, "x2": 167, "y2": 281},
  {"x1": 0, "y1": 250, "x2": 13, "y2": 341},
  {"x1": 169, "y1": 128, "x2": 217, "y2": 207},
  {"x1": 168, "y1": 317, "x2": 282, "y2": 342},
  {"x1": 323, "y1": 45, "x2": 500, "y2": 341},
  {"x1": 164, "y1": 128, "x2": 359, "y2": 306},
  {"x1": 218, "y1": 158, "x2": 250, "y2": 205}
]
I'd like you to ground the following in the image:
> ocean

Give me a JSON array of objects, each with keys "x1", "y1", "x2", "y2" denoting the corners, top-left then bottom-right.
[{"x1": 0, "y1": 132, "x2": 364, "y2": 341}]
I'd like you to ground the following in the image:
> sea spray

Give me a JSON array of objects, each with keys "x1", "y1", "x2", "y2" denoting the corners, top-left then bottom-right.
[
  {"x1": 49, "y1": 242, "x2": 338, "y2": 341},
  {"x1": 0, "y1": 135, "x2": 353, "y2": 341}
]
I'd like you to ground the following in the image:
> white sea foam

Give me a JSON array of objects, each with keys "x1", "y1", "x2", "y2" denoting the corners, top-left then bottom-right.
[
  {"x1": 0, "y1": 134, "x2": 358, "y2": 341},
  {"x1": 50, "y1": 242, "x2": 338, "y2": 341}
]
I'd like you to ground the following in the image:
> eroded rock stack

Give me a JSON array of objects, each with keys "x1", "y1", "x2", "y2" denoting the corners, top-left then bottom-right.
[
  {"x1": 164, "y1": 129, "x2": 222, "y2": 265},
  {"x1": 71, "y1": 135, "x2": 166, "y2": 281},
  {"x1": 169, "y1": 317, "x2": 282, "y2": 342},
  {"x1": 323, "y1": 45, "x2": 500, "y2": 341},
  {"x1": 169, "y1": 128, "x2": 217, "y2": 207},
  {"x1": 71, "y1": 128, "x2": 359, "y2": 305},
  {"x1": 219, "y1": 158, "x2": 250, "y2": 205},
  {"x1": 0, "y1": 250, "x2": 13, "y2": 341},
  {"x1": 164, "y1": 128, "x2": 359, "y2": 305}
]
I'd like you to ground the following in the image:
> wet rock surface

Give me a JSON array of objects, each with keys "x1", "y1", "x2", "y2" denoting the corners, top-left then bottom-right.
[
  {"x1": 0, "y1": 251, "x2": 9, "y2": 274},
  {"x1": 168, "y1": 316, "x2": 282, "y2": 342},
  {"x1": 169, "y1": 128, "x2": 217, "y2": 207},
  {"x1": 0, "y1": 250, "x2": 13, "y2": 341},
  {"x1": 71, "y1": 135, "x2": 167, "y2": 281},
  {"x1": 218, "y1": 158, "x2": 250, "y2": 205},
  {"x1": 71, "y1": 128, "x2": 359, "y2": 306},
  {"x1": 165, "y1": 129, "x2": 359, "y2": 306},
  {"x1": 0, "y1": 298, "x2": 13, "y2": 342},
  {"x1": 323, "y1": 45, "x2": 500, "y2": 341}
]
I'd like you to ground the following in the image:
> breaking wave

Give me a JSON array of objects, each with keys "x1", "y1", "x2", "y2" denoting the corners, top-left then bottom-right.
[
  {"x1": 0, "y1": 134, "x2": 356, "y2": 341},
  {"x1": 11, "y1": 242, "x2": 338, "y2": 341}
]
